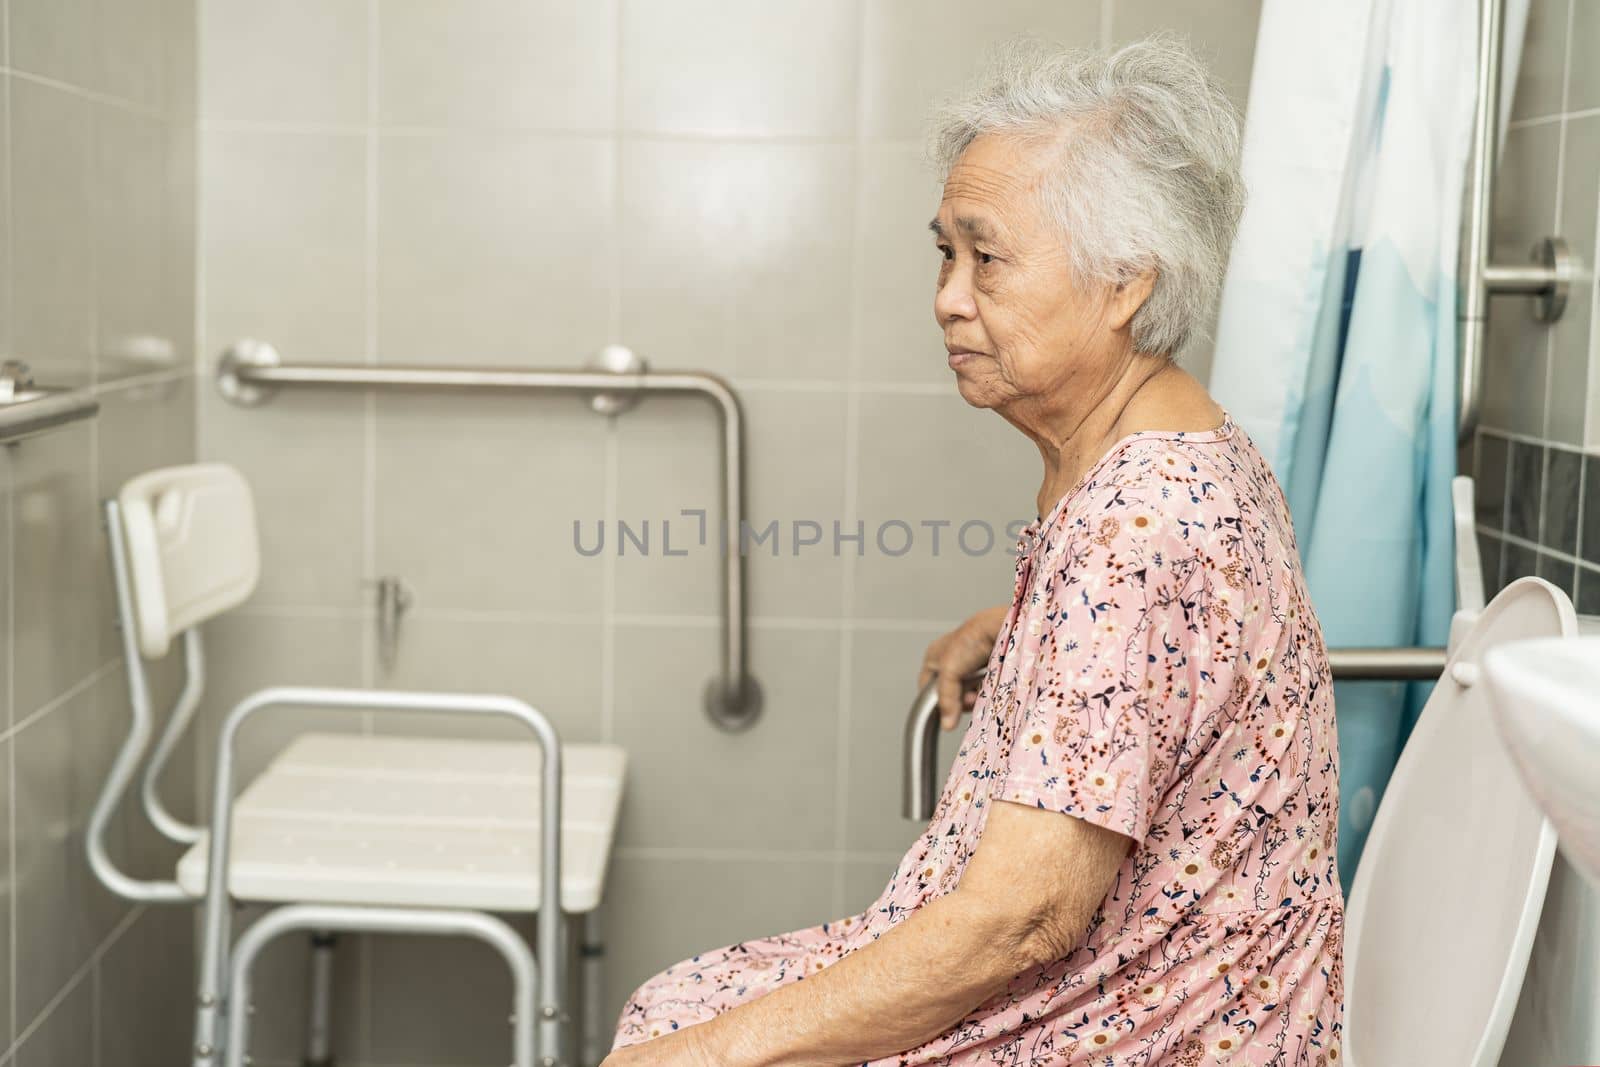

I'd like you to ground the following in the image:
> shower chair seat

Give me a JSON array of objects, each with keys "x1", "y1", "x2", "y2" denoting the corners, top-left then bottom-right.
[{"x1": 174, "y1": 732, "x2": 624, "y2": 912}]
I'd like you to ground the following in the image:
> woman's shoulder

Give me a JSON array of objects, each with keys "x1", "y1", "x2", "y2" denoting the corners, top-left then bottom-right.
[{"x1": 1071, "y1": 434, "x2": 1249, "y2": 523}]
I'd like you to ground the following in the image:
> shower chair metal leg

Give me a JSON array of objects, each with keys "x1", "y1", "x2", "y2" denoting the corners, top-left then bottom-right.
[
  {"x1": 580, "y1": 910, "x2": 606, "y2": 1067},
  {"x1": 305, "y1": 931, "x2": 336, "y2": 1066},
  {"x1": 224, "y1": 904, "x2": 538, "y2": 1067}
]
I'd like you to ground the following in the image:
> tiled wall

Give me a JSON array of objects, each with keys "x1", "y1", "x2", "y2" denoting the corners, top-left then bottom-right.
[
  {"x1": 1473, "y1": 0, "x2": 1600, "y2": 614},
  {"x1": 192, "y1": 2, "x2": 1260, "y2": 1063},
  {"x1": 0, "y1": 0, "x2": 199, "y2": 1064}
]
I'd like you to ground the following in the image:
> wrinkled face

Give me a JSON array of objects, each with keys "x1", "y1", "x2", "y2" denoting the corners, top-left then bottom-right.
[{"x1": 932, "y1": 133, "x2": 1127, "y2": 416}]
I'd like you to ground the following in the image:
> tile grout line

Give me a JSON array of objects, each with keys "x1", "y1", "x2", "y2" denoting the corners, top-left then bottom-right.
[
  {"x1": 0, "y1": 658, "x2": 119, "y2": 746},
  {"x1": 1, "y1": 904, "x2": 144, "y2": 1064},
  {"x1": 1477, "y1": 522, "x2": 1599, "y2": 572},
  {"x1": 1477, "y1": 422, "x2": 1600, "y2": 455},
  {"x1": 830, "y1": 0, "x2": 871, "y2": 918},
  {"x1": 360, "y1": 2, "x2": 380, "y2": 1058},
  {"x1": 0, "y1": 66, "x2": 165, "y2": 120}
]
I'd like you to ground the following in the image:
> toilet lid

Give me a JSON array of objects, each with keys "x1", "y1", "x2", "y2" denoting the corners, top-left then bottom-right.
[{"x1": 1344, "y1": 576, "x2": 1575, "y2": 1066}]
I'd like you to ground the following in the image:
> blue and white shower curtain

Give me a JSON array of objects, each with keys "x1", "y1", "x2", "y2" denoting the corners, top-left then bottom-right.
[{"x1": 1209, "y1": 0, "x2": 1527, "y2": 888}]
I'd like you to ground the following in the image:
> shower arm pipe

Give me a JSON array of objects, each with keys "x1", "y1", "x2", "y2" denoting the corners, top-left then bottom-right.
[
  {"x1": 903, "y1": 646, "x2": 1450, "y2": 821},
  {"x1": 1459, "y1": 0, "x2": 1574, "y2": 445},
  {"x1": 216, "y1": 340, "x2": 762, "y2": 731}
]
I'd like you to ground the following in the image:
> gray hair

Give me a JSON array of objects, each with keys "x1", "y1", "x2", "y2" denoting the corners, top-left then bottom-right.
[{"x1": 929, "y1": 35, "x2": 1246, "y2": 357}]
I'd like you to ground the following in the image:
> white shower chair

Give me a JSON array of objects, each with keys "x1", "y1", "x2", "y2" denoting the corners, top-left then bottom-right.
[{"x1": 88, "y1": 462, "x2": 626, "y2": 1067}]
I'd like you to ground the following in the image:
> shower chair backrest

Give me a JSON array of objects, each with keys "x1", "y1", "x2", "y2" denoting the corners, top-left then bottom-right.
[{"x1": 117, "y1": 462, "x2": 261, "y2": 660}]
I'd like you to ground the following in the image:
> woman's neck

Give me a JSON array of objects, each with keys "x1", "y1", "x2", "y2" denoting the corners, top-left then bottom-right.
[{"x1": 1027, "y1": 359, "x2": 1218, "y2": 519}]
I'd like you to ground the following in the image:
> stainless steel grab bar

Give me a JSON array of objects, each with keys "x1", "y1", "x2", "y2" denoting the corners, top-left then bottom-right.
[
  {"x1": 902, "y1": 646, "x2": 1449, "y2": 821},
  {"x1": 1458, "y1": 0, "x2": 1574, "y2": 444},
  {"x1": 0, "y1": 361, "x2": 99, "y2": 444},
  {"x1": 215, "y1": 339, "x2": 762, "y2": 731}
]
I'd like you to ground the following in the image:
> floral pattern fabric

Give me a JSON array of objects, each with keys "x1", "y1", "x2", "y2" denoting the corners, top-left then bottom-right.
[{"x1": 614, "y1": 413, "x2": 1345, "y2": 1065}]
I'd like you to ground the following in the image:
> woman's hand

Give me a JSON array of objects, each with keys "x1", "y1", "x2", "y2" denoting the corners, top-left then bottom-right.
[{"x1": 919, "y1": 605, "x2": 1010, "y2": 729}]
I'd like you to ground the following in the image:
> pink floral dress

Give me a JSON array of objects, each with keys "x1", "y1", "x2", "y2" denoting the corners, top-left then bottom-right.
[{"x1": 613, "y1": 413, "x2": 1345, "y2": 1065}]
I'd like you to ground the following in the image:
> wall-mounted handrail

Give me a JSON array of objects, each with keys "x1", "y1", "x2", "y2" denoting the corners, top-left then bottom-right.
[
  {"x1": 903, "y1": 646, "x2": 1450, "y2": 821},
  {"x1": 215, "y1": 340, "x2": 762, "y2": 731},
  {"x1": 0, "y1": 361, "x2": 98, "y2": 444},
  {"x1": 1459, "y1": 0, "x2": 1575, "y2": 444}
]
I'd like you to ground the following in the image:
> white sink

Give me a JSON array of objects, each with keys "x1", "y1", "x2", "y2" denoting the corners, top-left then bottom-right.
[{"x1": 1483, "y1": 636, "x2": 1600, "y2": 887}]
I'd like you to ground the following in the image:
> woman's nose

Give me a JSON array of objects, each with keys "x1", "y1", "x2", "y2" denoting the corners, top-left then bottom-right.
[{"x1": 934, "y1": 267, "x2": 977, "y2": 326}]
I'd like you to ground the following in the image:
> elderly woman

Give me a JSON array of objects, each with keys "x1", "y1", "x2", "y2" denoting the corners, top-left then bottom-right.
[{"x1": 607, "y1": 36, "x2": 1343, "y2": 1066}]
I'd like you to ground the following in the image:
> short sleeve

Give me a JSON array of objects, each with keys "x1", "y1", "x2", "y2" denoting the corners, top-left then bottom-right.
[{"x1": 991, "y1": 468, "x2": 1210, "y2": 844}]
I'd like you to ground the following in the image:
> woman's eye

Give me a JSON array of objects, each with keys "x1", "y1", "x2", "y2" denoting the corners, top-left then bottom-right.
[
  {"x1": 938, "y1": 244, "x2": 954, "y2": 261},
  {"x1": 977, "y1": 251, "x2": 995, "y2": 265}
]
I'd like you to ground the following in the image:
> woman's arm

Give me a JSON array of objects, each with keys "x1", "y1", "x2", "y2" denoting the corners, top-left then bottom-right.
[{"x1": 604, "y1": 800, "x2": 1130, "y2": 1067}]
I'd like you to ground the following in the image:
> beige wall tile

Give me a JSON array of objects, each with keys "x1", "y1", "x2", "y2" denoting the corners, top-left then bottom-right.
[
  {"x1": 843, "y1": 626, "x2": 962, "y2": 850},
  {"x1": 375, "y1": 132, "x2": 615, "y2": 365},
  {"x1": 611, "y1": 623, "x2": 840, "y2": 850},
  {"x1": 373, "y1": 614, "x2": 606, "y2": 744},
  {"x1": 10, "y1": 79, "x2": 95, "y2": 389},
  {"x1": 16, "y1": 969, "x2": 95, "y2": 1067},
  {"x1": 200, "y1": 0, "x2": 367, "y2": 124},
  {"x1": 377, "y1": 0, "x2": 617, "y2": 130},
  {"x1": 854, "y1": 145, "x2": 946, "y2": 385},
  {"x1": 13, "y1": 676, "x2": 134, "y2": 1026},
  {"x1": 619, "y1": 139, "x2": 857, "y2": 382},
  {"x1": 164, "y1": 0, "x2": 200, "y2": 121},
  {"x1": 1548, "y1": 113, "x2": 1598, "y2": 445},
  {"x1": 1482, "y1": 123, "x2": 1560, "y2": 437},
  {"x1": 861, "y1": 0, "x2": 1101, "y2": 141},
  {"x1": 96, "y1": 0, "x2": 169, "y2": 111},
  {"x1": 201, "y1": 129, "x2": 368, "y2": 361},
  {"x1": 372, "y1": 392, "x2": 609, "y2": 614},
  {"x1": 165, "y1": 123, "x2": 200, "y2": 367},
  {"x1": 612, "y1": 396, "x2": 721, "y2": 617},
  {"x1": 741, "y1": 389, "x2": 849, "y2": 619},
  {"x1": 96, "y1": 904, "x2": 195, "y2": 1067},
  {"x1": 600, "y1": 853, "x2": 838, "y2": 1026},
  {"x1": 1111, "y1": 0, "x2": 1262, "y2": 112},
  {"x1": 11, "y1": 420, "x2": 102, "y2": 721},
  {"x1": 198, "y1": 387, "x2": 367, "y2": 609},
  {"x1": 95, "y1": 106, "x2": 176, "y2": 384},
  {"x1": 9, "y1": 0, "x2": 97, "y2": 89},
  {"x1": 1570, "y1": 0, "x2": 1600, "y2": 113},
  {"x1": 620, "y1": 0, "x2": 859, "y2": 137},
  {"x1": 851, "y1": 390, "x2": 1037, "y2": 621},
  {"x1": 1510, "y1": 0, "x2": 1572, "y2": 121}
]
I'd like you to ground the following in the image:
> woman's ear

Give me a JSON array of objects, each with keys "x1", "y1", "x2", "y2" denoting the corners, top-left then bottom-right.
[{"x1": 1109, "y1": 269, "x2": 1156, "y2": 333}]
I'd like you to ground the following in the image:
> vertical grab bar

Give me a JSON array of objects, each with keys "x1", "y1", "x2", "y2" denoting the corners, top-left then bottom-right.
[{"x1": 1459, "y1": 0, "x2": 1573, "y2": 444}]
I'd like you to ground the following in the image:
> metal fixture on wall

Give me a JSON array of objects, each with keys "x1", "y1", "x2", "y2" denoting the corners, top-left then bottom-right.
[
  {"x1": 216, "y1": 339, "x2": 763, "y2": 732},
  {"x1": 1458, "y1": 0, "x2": 1576, "y2": 444},
  {"x1": 369, "y1": 575, "x2": 414, "y2": 675},
  {"x1": 0, "y1": 360, "x2": 99, "y2": 445}
]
